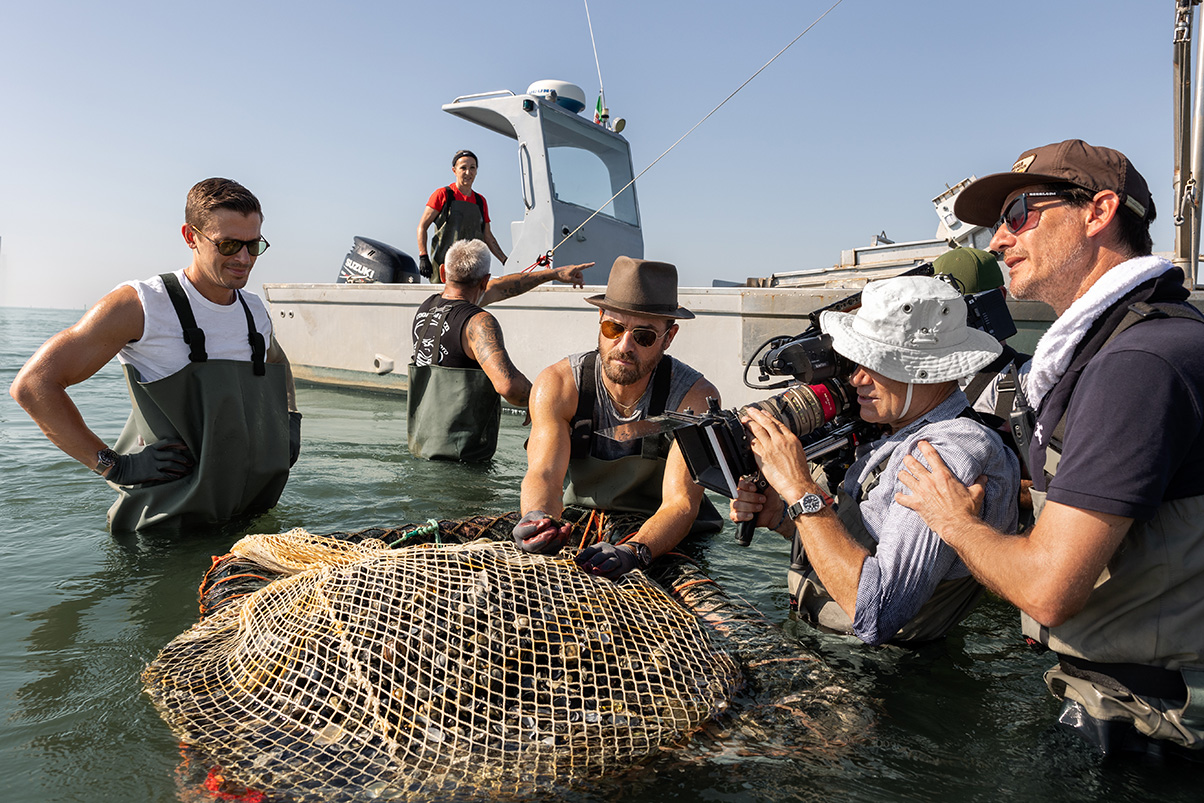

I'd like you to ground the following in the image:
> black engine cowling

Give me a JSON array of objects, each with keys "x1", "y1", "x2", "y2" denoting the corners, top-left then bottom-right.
[{"x1": 337, "y1": 237, "x2": 420, "y2": 284}]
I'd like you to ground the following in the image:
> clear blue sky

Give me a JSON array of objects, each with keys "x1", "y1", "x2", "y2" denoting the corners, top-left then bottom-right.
[{"x1": 0, "y1": 0, "x2": 1181, "y2": 309}]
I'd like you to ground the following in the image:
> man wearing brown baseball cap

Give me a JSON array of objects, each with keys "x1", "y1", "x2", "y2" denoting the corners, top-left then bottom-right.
[
  {"x1": 514, "y1": 256, "x2": 723, "y2": 578},
  {"x1": 897, "y1": 139, "x2": 1204, "y2": 759}
]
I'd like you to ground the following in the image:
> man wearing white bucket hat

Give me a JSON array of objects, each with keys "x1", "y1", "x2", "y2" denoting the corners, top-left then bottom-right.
[{"x1": 732, "y1": 275, "x2": 1020, "y2": 646}]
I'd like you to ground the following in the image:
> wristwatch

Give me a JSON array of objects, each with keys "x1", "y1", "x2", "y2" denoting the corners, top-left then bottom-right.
[
  {"x1": 94, "y1": 448, "x2": 119, "y2": 476},
  {"x1": 786, "y1": 491, "x2": 831, "y2": 520},
  {"x1": 629, "y1": 541, "x2": 653, "y2": 570}
]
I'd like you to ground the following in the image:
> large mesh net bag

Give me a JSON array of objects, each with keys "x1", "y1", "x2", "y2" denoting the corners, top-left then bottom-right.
[{"x1": 144, "y1": 522, "x2": 742, "y2": 801}]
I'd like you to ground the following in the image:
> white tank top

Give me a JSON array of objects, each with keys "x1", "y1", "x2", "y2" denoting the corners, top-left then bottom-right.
[{"x1": 117, "y1": 270, "x2": 274, "y2": 382}]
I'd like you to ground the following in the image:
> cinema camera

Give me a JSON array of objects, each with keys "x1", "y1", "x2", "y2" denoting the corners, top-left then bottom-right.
[{"x1": 598, "y1": 262, "x2": 1018, "y2": 547}]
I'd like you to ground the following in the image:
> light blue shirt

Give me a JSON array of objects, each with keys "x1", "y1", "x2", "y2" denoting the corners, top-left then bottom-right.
[{"x1": 844, "y1": 390, "x2": 1020, "y2": 645}]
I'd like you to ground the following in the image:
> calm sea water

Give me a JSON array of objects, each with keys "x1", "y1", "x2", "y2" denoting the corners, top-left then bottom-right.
[{"x1": 1, "y1": 305, "x2": 1201, "y2": 802}]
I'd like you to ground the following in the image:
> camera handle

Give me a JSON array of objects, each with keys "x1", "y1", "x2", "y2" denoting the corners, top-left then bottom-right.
[{"x1": 735, "y1": 474, "x2": 769, "y2": 547}]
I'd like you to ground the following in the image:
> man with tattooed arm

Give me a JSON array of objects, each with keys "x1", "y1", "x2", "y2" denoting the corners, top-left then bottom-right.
[{"x1": 407, "y1": 238, "x2": 591, "y2": 461}]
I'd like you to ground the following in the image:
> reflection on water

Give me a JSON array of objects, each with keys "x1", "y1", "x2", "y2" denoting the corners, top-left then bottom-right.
[{"x1": 1, "y1": 306, "x2": 1202, "y2": 803}]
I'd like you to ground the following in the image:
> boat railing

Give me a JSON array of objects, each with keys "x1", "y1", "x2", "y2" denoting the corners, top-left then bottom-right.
[{"x1": 448, "y1": 90, "x2": 516, "y2": 104}]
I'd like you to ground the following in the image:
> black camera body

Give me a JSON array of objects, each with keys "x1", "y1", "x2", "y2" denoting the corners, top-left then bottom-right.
[
  {"x1": 963, "y1": 286, "x2": 1017, "y2": 342},
  {"x1": 673, "y1": 348, "x2": 882, "y2": 545}
]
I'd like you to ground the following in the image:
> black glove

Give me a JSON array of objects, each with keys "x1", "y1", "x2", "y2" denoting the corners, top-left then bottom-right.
[
  {"x1": 418, "y1": 254, "x2": 433, "y2": 280},
  {"x1": 105, "y1": 439, "x2": 195, "y2": 485},
  {"x1": 512, "y1": 510, "x2": 572, "y2": 554},
  {"x1": 573, "y1": 542, "x2": 639, "y2": 580},
  {"x1": 288, "y1": 410, "x2": 302, "y2": 467}
]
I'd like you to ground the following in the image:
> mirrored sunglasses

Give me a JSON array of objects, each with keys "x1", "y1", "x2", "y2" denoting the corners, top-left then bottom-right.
[
  {"x1": 600, "y1": 319, "x2": 668, "y2": 348},
  {"x1": 193, "y1": 227, "x2": 271, "y2": 257},
  {"x1": 998, "y1": 192, "x2": 1071, "y2": 235}
]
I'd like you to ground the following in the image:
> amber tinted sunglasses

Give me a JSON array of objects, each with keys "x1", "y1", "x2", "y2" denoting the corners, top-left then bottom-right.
[{"x1": 600, "y1": 319, "x2": 669, "y2": 348}]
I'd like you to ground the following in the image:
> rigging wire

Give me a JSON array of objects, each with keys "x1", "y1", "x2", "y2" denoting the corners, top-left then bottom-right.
[{"x1": 531, "y1": 0, "x2": 846, "y2": 269}]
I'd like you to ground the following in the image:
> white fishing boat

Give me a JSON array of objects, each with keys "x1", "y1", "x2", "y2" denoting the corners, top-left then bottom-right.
[
  {"x1": 266, "y1": 0, "x2": 1204, "y2": 409},
  {"x1": 264, "y1": 80, "x2": 1068, "y2": 408}
]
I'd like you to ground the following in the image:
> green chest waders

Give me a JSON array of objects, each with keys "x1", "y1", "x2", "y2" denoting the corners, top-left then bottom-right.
[
  {"x1": 430, "y1": 188, "x2": 486, "y2": 268},
  {"x1": 107, "y1": 274, "x2": 289, "y2": 531},
  {"x1": 406, "y1": 300, "x2": 501, "y2": 462},
  {"x1": 562, "y1": 352, "x2": 722, "y2": 533},
  {"x1": 1013, "y1": 301, "x2": 1204, "y2": 752}
]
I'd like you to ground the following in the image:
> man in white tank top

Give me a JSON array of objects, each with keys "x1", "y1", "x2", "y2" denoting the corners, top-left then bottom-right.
[{"x1": 10, "y1": 178, "x2": 300, "y2": 530}]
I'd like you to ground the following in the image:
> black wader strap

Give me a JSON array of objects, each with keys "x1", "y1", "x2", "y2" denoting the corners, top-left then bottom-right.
[
  {"x1": 963, "y1": 350, "x2": 1013, "y2": 408},
  {"x1": 434, "y1": 186, "x2": 455, "y2": 230},
  {"x1": 642, "y1": 355, "x2": 673, "y2": 460},
  {"x1": 853, "y1": 455, "x2": 891, "y2": 504},
  {"x1": 238, "y1": 292, "x2": 266, "y2": 376},
  {"x1": 160, "y1": 273, "x2": 264, "y2": 374},
  {"x1": 993, "y1": 372, "x2": 1017, "y2": 420},
  {"x1": 161, "y1": 273, "x2": 208, "y2": 363},
  {"x1": 1046, "y1": 301, "x2": 1204, "y2": 476},
  {"x1": 570, "y1": 352, "x2": 599, "y2": 460},
  {"x1": 647, "y1": 355, "x2": 673, "y2": 416}
]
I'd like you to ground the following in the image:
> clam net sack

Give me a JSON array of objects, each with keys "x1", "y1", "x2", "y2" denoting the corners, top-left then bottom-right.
[{"x1": 143, "y1": 526, "x2": 741, "y2": 801}]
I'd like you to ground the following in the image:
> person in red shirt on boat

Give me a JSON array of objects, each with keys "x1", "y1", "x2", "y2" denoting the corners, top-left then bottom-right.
[{"x1": 416, "y1": 149, "x2": 508, "y2": 279}]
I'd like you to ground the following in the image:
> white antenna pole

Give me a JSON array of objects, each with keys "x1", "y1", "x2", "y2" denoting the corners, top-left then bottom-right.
[
  {"x1": 547, "y1": 0, "x2": 846, "y2": 256},
  {"x1": 584, "y1": 0, "x2": 606, "y2": 122}
]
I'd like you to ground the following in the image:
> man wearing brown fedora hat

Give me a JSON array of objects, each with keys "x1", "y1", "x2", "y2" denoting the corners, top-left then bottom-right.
[
  {"x1": 514, "y1": 256, "x2": 724, "y2": 578},
  {"x1": 897, "y1": 139, "x2": 1204, "y2": 758}
]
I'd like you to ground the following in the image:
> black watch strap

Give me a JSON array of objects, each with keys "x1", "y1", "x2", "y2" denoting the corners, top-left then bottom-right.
[{"x1": 630, "y1": 542, "x2": 653, "y2": 570}]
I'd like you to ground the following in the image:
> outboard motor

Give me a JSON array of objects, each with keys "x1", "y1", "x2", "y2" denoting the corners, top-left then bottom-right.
[{"x1": 337, "y1": 237, "x2": 420, "y2": 283}]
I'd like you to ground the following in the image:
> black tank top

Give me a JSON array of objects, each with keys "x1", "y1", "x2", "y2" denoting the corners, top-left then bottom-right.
[{"x1": 412, "y1": 295, "x2": 485, "y2": 369}]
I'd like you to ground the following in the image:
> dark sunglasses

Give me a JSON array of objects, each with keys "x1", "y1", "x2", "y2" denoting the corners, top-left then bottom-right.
[
  {"x1": 997, "y1": 192, "x2": 1071, "y2": 235},
  {"x1": 193, "y1": 226, "x2": 270, "y2": 257},
  {"x1": 600, "y1": 318, "x2": 669, "y2": 348}
]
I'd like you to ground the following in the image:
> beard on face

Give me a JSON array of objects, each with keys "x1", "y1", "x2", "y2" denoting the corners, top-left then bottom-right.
[{"x1": 599, "y1": 339, "x2": 660, "y2": 386}]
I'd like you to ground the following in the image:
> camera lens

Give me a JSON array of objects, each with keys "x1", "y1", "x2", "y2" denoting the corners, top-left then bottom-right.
[{"x1": 742, "y1": 381, "x2": 852, "y2": 439}]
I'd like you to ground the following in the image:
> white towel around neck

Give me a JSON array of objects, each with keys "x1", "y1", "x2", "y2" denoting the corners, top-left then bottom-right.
[{"x1": 1026, "y1": 255, "x2": 1174, "y2": 409}]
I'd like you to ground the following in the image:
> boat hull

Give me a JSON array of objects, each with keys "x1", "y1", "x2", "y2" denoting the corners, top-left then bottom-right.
[{"x1": 264, "y1": 282, "x2": 1063, "y2": 408}]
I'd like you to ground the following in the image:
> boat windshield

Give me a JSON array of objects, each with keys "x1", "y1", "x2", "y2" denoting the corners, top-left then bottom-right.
[{"x1": 543, "y1": 113, "x2": 639, "y2": 227}]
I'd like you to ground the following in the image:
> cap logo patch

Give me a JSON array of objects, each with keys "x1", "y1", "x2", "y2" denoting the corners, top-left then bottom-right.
[{"x1": 1012, "y1": 155, "x2": 1036, "y2": 173}]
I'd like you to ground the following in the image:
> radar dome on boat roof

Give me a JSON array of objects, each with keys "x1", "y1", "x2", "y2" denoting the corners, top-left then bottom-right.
[{"x1": 527, "y1": 80, "x2": 586, "y2": 114}]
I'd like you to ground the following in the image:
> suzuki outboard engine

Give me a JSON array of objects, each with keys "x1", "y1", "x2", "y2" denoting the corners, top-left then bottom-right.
[{"x1": 337, "y1": 237, "x2": 420, "y2": 283}]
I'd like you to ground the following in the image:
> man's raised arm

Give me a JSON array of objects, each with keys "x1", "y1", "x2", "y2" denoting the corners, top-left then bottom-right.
[{"x1": 478, "y1": 263, "x2": 592, "y2": 306}]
